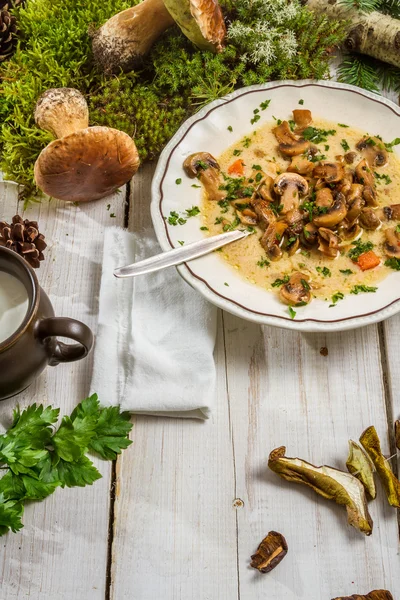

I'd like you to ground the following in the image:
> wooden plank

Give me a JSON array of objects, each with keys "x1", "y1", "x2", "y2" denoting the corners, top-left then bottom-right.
[
  {"x1": 0, "y1": 183, "x2": 126, "y2": 599},
  {"x1": 223, "y1": 314, "x2": 400, "y2": 599},
  {"x1": 109, "y1": 164, "x2": 239, "y2": 600}
]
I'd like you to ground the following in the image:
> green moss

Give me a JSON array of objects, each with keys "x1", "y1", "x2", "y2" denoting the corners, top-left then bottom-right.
[{"x1": 0, "y1": 0, "x2": 346, "y2": 201}]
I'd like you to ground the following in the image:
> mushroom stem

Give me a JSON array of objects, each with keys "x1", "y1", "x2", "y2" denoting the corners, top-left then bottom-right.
[
  {"x1": 92, "y1": 0, "x2": 175, "y2": 73},
  {"x1": 34, "y1": 88, "x2": 89, "y2": 139}
]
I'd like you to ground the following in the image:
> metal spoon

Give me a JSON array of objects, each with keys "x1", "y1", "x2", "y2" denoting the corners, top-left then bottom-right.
[{"x1": 114, "y1": 229, "x2": 250, "y2": 278}]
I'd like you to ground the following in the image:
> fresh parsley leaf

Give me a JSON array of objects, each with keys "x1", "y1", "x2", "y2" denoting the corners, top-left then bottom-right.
[
  {"x1": 251, "y1": 114, "x2": 261, "y2": 125},
  {"x1": 88, "y1": 407, "x2": 132, "y2": 461},
  {"x1": 298, "y1": 99, "x2": 304, "y2": 105},
  {"x1": 168, "y1": 211, "x2": 186, "y2": 226},
  {"x1": 385, "y1": 137, "x2": 400, "y2": 151},
  {"x1": 52, "y1": 415, "x2": 97, "y2": 463},
  {"x1": 200, "y1": 226, "x2": 208, "y2": 231},
  {"x1": 233, "y1": 149, "x2": 242, "y2": 157},
  {"x1": 374, "y1": 171, "x2": 392, "y2": 185},
  {"x1": 175, "y1": 178, "x2": 182, "y2": 185},
  {"x1": 260, "y1": 99, "x2": 271, "y2": 110},
  {"x1": 288, "y1": 307, "x2": 296, "y2": 319},
  {"x1": 350, "y1": 285, "x2": 377, "y2": 295},
  {"x1": 252, "y1": 164, "x2": 262, "y2": 170},
  {"x1": 338, "y1": 123, "x2": 349, "y2": 128},
  {"x1": 178, "y1": 241, "x2": 184, "y2": 246},
  {"x1": 0, "y1": 495, "x2": 24, "y2": 535},
  {"x1": 21, "y1": 475, "x2": 60, "y2": 501},
  {"x1": 227, "y1": 125, "x2": 233, "y2": 132},
  {"x1": 191, "y1": 184, "x2": 201, "y2": 188},
  {"x1": 224, "y1": 282, "x2": 229, "y2": 287},
  {"x1": 223, "y1": 216, "x2": 240, "y2": 232},
  {"x1": 242, "y1": 136, "x2": 252, "y2": 148},
  {"x1": 57, "y1": 456, "x2": 102, "y2": 488}
]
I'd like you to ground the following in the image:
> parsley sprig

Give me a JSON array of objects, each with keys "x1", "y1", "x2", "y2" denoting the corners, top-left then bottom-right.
[{"x1": 0, "y1": 396, "x2": 132, "y2": 536}]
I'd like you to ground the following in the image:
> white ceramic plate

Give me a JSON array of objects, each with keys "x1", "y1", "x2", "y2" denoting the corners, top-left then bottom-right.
[{"x1": 151, "y1": 80, "x2": 400, "y2": 332}]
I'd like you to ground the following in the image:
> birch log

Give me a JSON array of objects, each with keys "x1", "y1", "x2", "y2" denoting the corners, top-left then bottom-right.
[{"x1": 307, "y1": 0, "x2": 400, "y2": 68}]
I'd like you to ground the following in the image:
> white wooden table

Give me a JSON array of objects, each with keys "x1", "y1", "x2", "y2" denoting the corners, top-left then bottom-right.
[{"x1": 1, "y1": 95, "x2": 400, "y2": 600}]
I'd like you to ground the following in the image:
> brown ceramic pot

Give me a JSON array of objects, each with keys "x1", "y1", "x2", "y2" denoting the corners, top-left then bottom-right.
[{"x1": 0, "y1": 246, "x2": 93, "y2": 400}]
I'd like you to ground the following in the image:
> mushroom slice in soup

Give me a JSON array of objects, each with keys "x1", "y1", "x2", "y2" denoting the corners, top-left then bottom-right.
[
  {"x1": 279, "y1": 271, "x2": 311, "y2": 306},
  {"x1": 313, "y1": 162, "x2": 344, "y2": 184},
  {"x1": 273, "y1": 172, "x2": 308, "y2": 215},
  {"x1": 183, "y1": 152, "x2": 226, "y2": 201},
  {"x1": 312, "y1": 193, "x2": 347, "y2": 229},
  {"x1": 357, "y1": 136, "x2": 388, "y2": 168},
  {"x1": 384, "y1": 227, "x2": 400, "y2": 258}
]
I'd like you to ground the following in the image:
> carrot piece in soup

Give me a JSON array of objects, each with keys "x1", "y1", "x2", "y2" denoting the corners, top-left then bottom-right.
[
  {"x1": 227, "y1": 159, "x2": 245, "y2": 176},
  {"x1": 357, "y1": 251, "x2": 381, "y2": 271}
]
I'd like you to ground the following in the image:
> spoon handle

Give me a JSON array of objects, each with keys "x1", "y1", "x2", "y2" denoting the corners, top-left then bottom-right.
[{"x1": 114, "y1": 229, "x2": 250, "y2": 278}]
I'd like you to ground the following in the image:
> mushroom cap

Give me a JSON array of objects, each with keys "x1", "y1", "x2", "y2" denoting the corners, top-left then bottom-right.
[
  {"x1": 183, "y1": 152, "x2": 220, "y2": 177},
  {"x1": 34, "y1": 88, "x2": 89, "y2": 139},
  {"x1": 163, "y1": 0, "x2": 226, "y2": 53},
  {"x1": 34, "y1": 127, "x2": 140, "y2": 202},
  {"x1": 274, "y1": 172, "x2": 309, "y2": 196},
  {"x1": 356, "y1": 136, "x2": 388, "y2": 168},
  {"x1": 313, "y1": 162, "x2": 344, "y2": 184},
  {"x1": 313, "y1": 193, "x2": 347, "y2": 229},
  {"x1": 279, "y1": 272, "x2": 311, "y2": 306},
  {"x1": 384, "y1": 227, "x2": 400, "y2": 258}
]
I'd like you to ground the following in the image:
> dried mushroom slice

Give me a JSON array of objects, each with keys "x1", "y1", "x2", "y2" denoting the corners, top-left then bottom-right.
[
  {"x1": 346, "y1": 440, "x2": 376, "y2": 500},
  {"x1": 331, "y1": 590, "x2": 394, "y2": 600},
  {"x1": 360, "y1": 426, "x2": 400, "y2": 508},
  {"x1": 268, "y1": 446, "x2": 373, "y2": 536},
  {"x1": 250, "y1": 531, "x2": 288, "y2": 573},
  {"x1": 395, "y1": 420, "x2": 400, "y2": 451}
]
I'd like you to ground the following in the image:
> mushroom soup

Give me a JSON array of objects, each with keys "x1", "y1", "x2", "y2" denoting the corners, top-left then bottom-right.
[{"x1": 184, "y1": 110, "x2": 400, "y2": 308}]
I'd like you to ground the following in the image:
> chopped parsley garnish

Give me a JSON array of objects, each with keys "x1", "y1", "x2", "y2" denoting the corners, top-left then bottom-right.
[
  {"x1": 300, "y1": 250, "x2": 310, "y2": 258},
  {"x1": 271, "y1": 203, "x2": 283, "y2": 216},
  {"x1": 255, "y1": 172, "x2": 263, "y2": 182},
  {"x1": 252, "y1": 164, "x2": 262, "y2": 170},
  {"x1": 385, "y1": 257, "x2": 400, "y2": 270},
  {"x1": 374, "y1": 172, "x2": 392, "y2": 185},
  {"x1": 191, "y1": 184, "x2": 201, "y2": 188},
  {"x1": 324, "y1": 144, "x2": 330, "y2": 151},
  {"x1": 348, "y1": 239, "x2": 374, "y2": 261},
  {"x1": 215, "y1": 216, "x2": 224, "y2": 225},
  {"x1": 233, "y1": 202, "x2": 251, "y2": 211},
  {"x1": 197, "y1": 160, "x2": 209, "y2": 171},
  {"x1": 175, "y1": 178, "x2": 182, "y2": 185},
  {"x1": 338, "y1": 123, "x2": 349, "y2": 128},
  {"x1": 178, "y1": 240, "x2": 184, "y2": 246},
  {"x1": 186, "y1": 206, "x2": 200, "y2": 217},
  {"x1": 341, "y1": 139, "x2": 350, "y2": 152},
  {"x1": 223, "y1": 216, "x2": 241, "y2": 231},
  {"x1": 350, "y1": 285, "x2": 377, "y2": 294},
  {"x1": 288, "y1": 307, "x2": 296, "y2": 319},
  {"x1": 227, "y1": 126, "x2": 233, "y2": 132},
  {"x1": 316, "y1": 266, "x2": 331, "y2": 277},
  {"x1": 168, "y1": 211, "x2": 186, "y2": 226},
  {"x1": 340, "y1": 269, "x2": 353, "y2": 276},
  {"x1": 288, "y1": 120, "x2": 296, "y2": 132},
  {"x1": 272, "y1": 275, "x2": 290, "y2": 288},
  {"x1": 260, "y1": 99, "x2": 271, "y2": 110},
  {"x1": 301, "y1": 278, "x2": 310, "y2": 290},
  {"x1": 257, "y1": 257, "x2": 270, "y2": 268},
  {"x1": 110, "y1": 213, "x2": 116, "y2": 218},
  {"x1": 302, "y1": 126, "x2": 336, "y2": 144},
  {"x1": 309, "y1": 153, "x2": 327, "y2": 163},
  {"x1": 233, "y1": 149, "x2": 242, "y2": 157},
  {"x1": 217, "y1": 199, "x2": 230, "y2": 213},
  {"x1": 331, "y1": 291, "x2": 344, "y2": 304},
  {"x1": 251, "y1": 114, "x2": 261, "y2": 125},
  {"x1": 106, "y1": 204, "x2": 110, "y2": 210},
  {"x1": 219, "y1": 175, "x2": 254, "y2": 201},
  {"x1": 200, "y1": 226, "x2": 209, "y2": 231},
  {"x1": 247, "y1": 226, "x2": 256, "y2": 233},
  {"x1": 298, "y1": 99, "x2": 304, "y2": 105},
  {"x1": 384, "y1": 137, "x2": 400, "y2": 151},
  {"x1": 396, "y1": 224, "x2": 400, "y2": 233},
  {"x1": 224, "y1": 282, "x2": 229, "y2": 286},
  {"x1": 242, "y1": 136, "x2": 252, "y2": 148}
]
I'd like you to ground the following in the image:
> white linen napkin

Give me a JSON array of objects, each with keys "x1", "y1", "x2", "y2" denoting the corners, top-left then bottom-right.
[{"x1": 90, "y1": 227, "x2": 218, "y2": 419}]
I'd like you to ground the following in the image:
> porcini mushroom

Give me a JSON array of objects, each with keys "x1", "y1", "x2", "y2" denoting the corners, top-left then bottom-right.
[
  {"x1": 183, "y1": 152, "x2": 226, "y2": 201},
  {"x1": 384, "y1": 227, "x2": 400, "y2": 258},
  {"x1": 273, "y1": 172, "x2": 308, "y2": 215},
  {"x1": 312, "y1": 193, "x2": 347, "y2": 229},
  {"x1": 91, "y1": 0, "x2": 226, "y2": 74},
  {"x1": 357, "y1": 136, "x2": 388, "y2": 168},
  {"x1": 279, "y1": 272, "x2": 311, "y2": 306},
  {"x1": 34, "y1": 88, "x2": 140, "y2": 203}
]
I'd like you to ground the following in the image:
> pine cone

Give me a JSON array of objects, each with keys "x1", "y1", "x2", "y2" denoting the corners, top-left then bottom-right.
[
  {"x1": 0, "y1": 9, "x2": 17, "y2": 62},
  {"x1": 0, "y1": 1, "x2": 25, "y2": 10},
  {"x1": 0, "y1": 215, "x2": 47, "y2": 268}
]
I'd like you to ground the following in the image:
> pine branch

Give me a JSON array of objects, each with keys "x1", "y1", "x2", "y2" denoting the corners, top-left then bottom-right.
[
  {"x1": 338, "y1": 53, "x2": 400, "y2": 94},
  {"x1": 339, "y1": 0, "x2": 400, "y2": 16}
]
